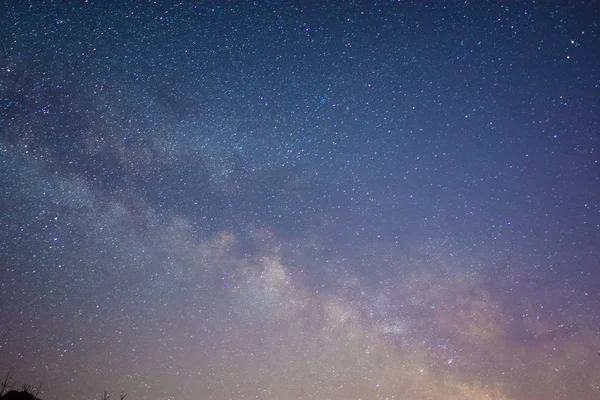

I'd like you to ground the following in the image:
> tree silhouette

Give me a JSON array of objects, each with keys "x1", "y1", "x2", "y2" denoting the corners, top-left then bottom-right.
[
  {"x1": 0, "y1": 370, "x2": 15, "y2": 396},
  {"x1": 99, "y1": 389, "x2": 126, "y2": 400}
]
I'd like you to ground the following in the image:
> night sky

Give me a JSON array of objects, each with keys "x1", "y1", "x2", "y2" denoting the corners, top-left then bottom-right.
[{"x1": 1, "y1": 1, "x2": 599, "y2": 399}]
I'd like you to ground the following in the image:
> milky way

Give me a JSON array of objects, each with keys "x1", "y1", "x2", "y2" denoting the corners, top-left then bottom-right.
[{"x1": 1, "y1": 1, "x2": 599, "y2": 399}]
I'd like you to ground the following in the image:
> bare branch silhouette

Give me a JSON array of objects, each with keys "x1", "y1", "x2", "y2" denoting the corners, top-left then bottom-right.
[
  {"x1": 33, "y1": 381, "x2": 43, "y2": 398},
  {"x1": 0, "y1": 369, "x2": 15, "y2": 396}
]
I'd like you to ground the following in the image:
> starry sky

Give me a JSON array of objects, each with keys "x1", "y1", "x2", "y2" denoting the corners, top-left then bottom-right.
[{"x1": 1, "y1": 1, "x2": 599, "y2": 399}]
